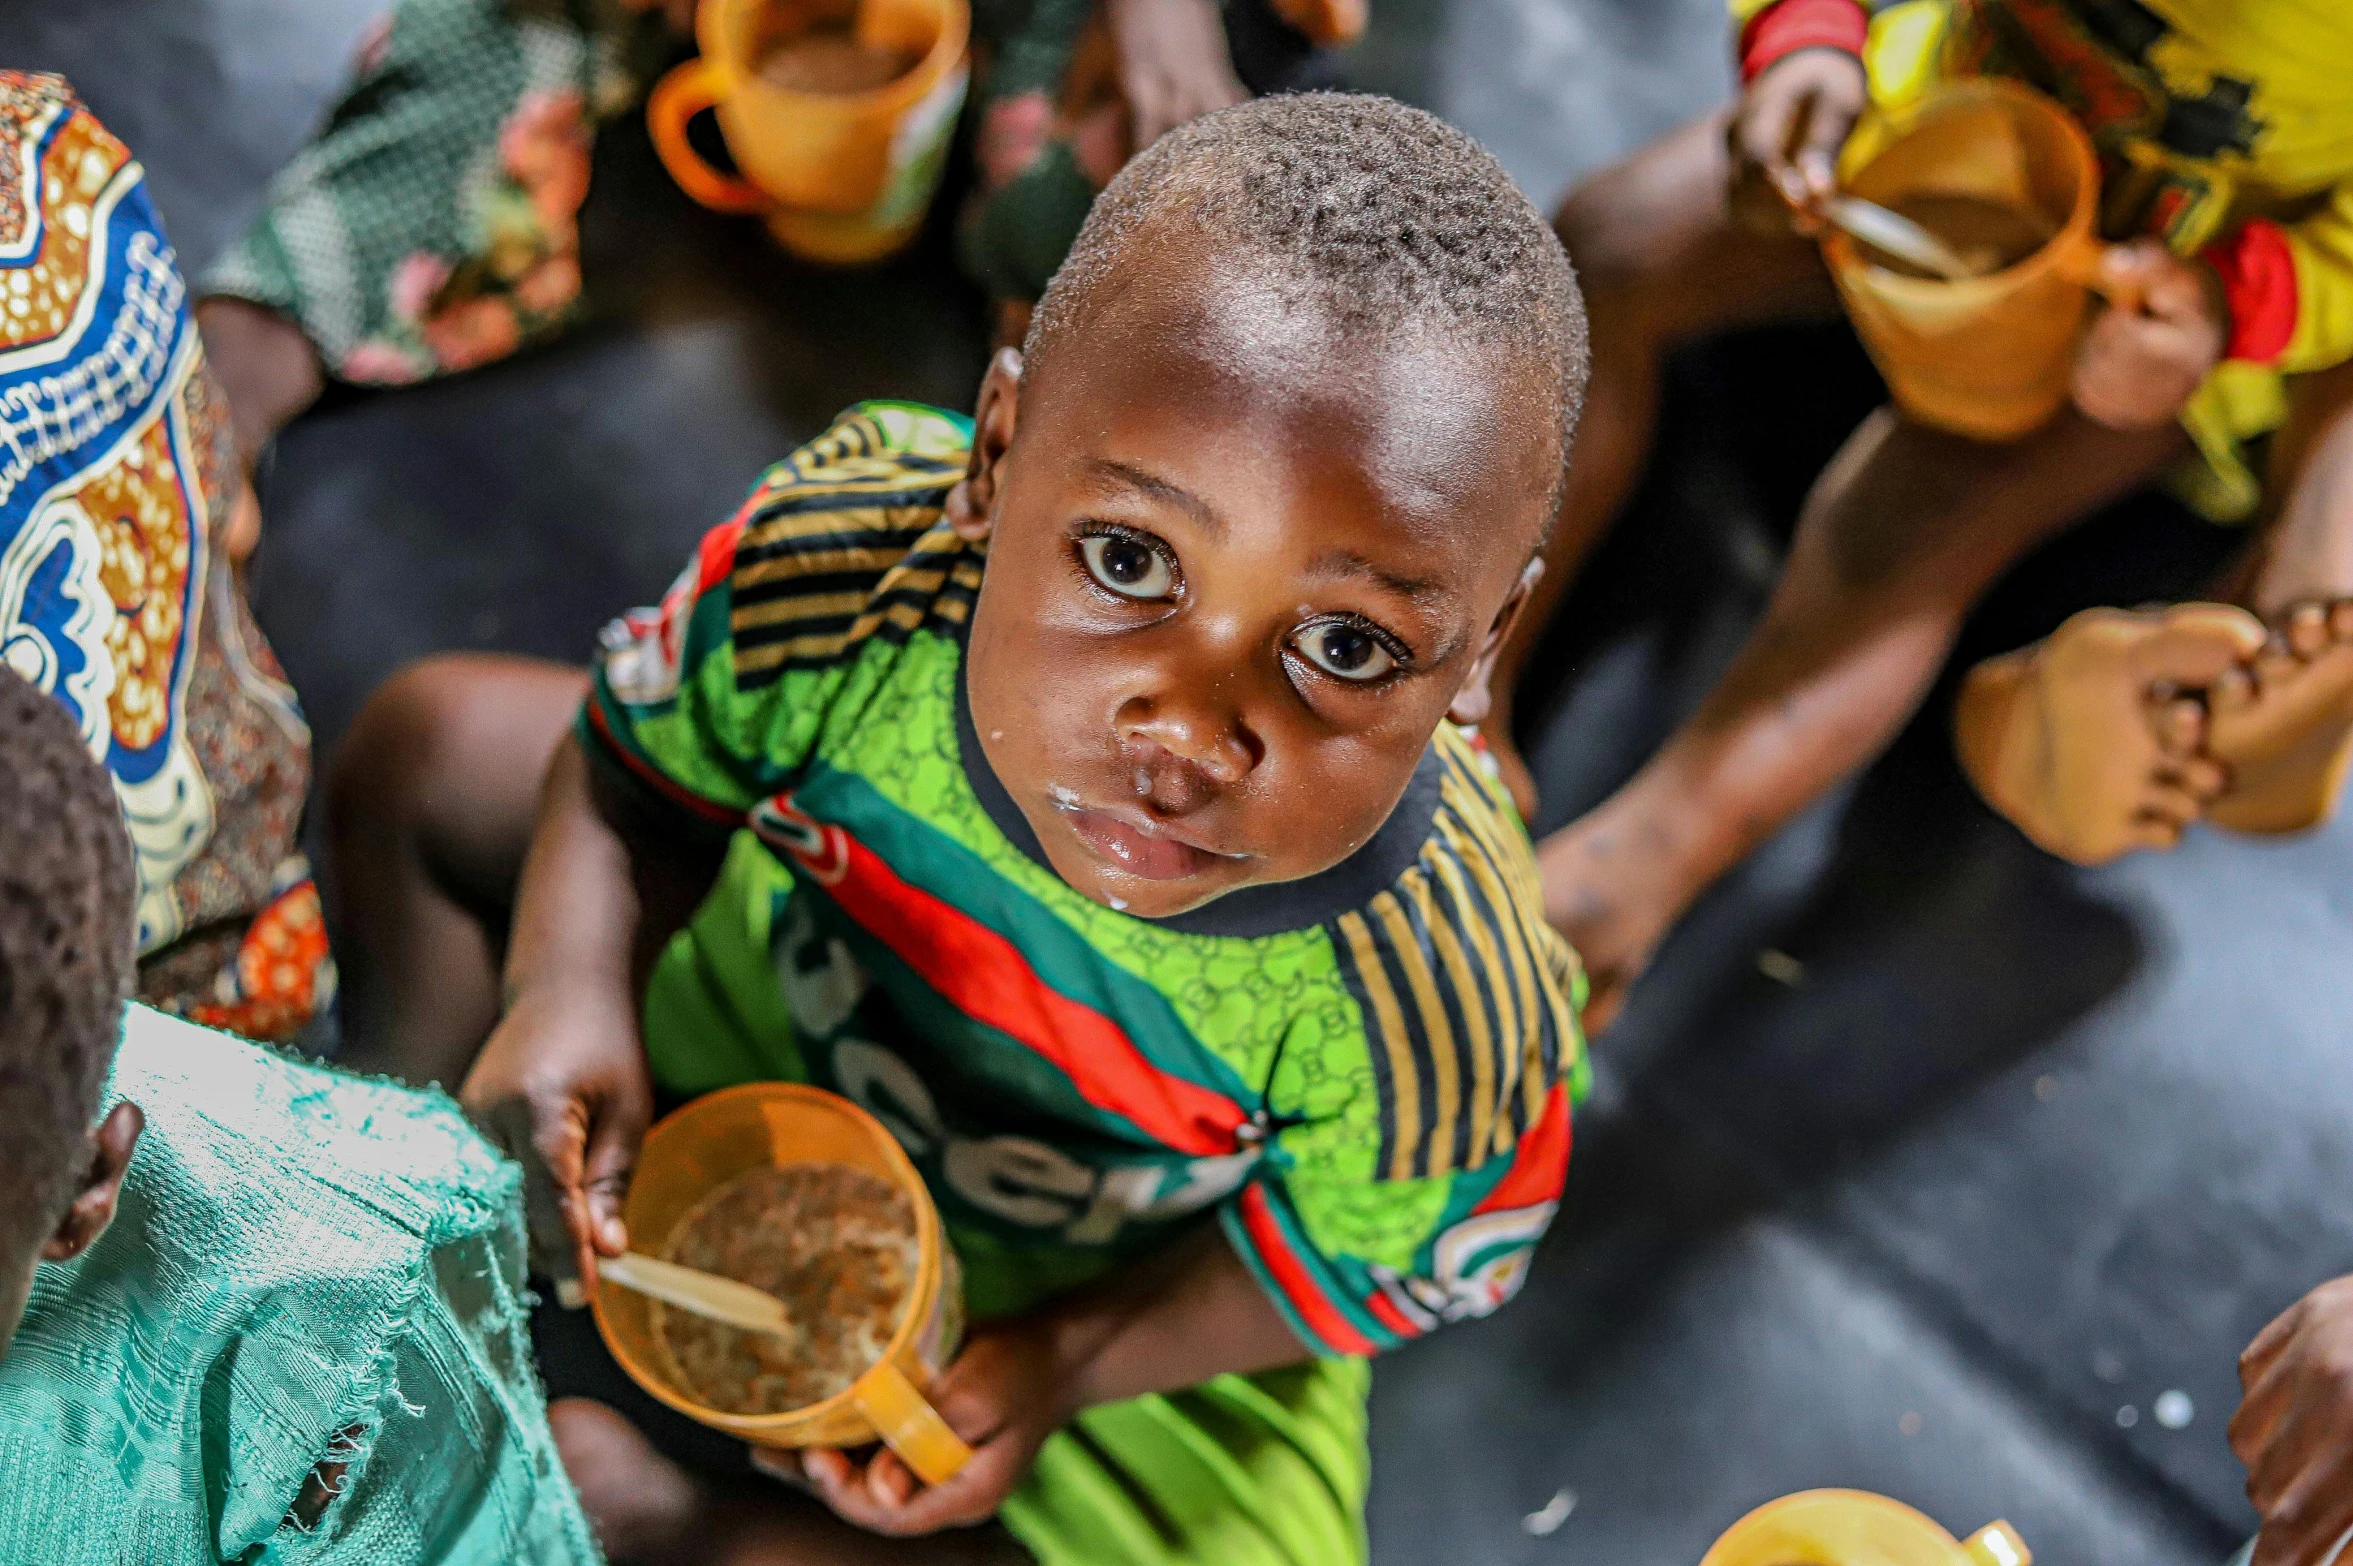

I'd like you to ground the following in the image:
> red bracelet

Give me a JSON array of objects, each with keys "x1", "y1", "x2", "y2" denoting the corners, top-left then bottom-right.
[
  {"x1": 1740, "y1": 0, "x2": 1871, "y2": 83},
  {"x1": 2204, "y1": 218, "x2": 2299, "y2": 364}
]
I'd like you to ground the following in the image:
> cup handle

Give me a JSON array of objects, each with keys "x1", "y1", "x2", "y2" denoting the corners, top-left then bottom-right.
[
  {"x1": 851, "y1": 1358, "x2": 974, "y2": 1486},
  {"x1": 2054, "y1": 234, "x2": 2146, "y2": 314},
  {"x1": 647, "y1": 58, "x2": 770, "y2": 215},
  {"x1": 1963, "y1": 1521, "x2": 2032, "y2": 1566}
]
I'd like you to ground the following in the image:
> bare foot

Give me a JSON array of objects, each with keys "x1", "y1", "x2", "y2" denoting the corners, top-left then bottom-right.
[
  {"x1": 2207, "y1": 599, "x2": 2353, "y2": 834},
  {"x1": 1954, "y1": 603, "x2": 2263, "y2": 865}
]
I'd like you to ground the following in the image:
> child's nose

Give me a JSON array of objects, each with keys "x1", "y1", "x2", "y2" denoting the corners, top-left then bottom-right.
[{"x1": 1116, "y1": 694, "x2": 1261, "y2": 789}]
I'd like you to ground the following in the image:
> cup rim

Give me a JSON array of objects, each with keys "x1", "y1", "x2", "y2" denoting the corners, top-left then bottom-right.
[
  {"x1": 1701, "y1": 1488, "x2": 1963, "y2": 1564},
  {"x1": 588, "y1": 1080, "x2": 949, "y2": 1435},
  {"x1": 698, "y1": 0, "x2": 971, "y2": 113},
  {"x1": 1822, "y1": 78, "x2": 2099, "y2": 300}
]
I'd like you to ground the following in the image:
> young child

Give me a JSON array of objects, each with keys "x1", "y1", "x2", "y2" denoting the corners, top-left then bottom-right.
[
  {"x1": 1475, "y1": 0, "x2": 2353, "y2": 1023},
  {"x1": 0, "y1": 668, "x2": 597, "y2": 1563},
  {"x1": 412, "y1": 93, "x2": 1588, "y2": 1563}
]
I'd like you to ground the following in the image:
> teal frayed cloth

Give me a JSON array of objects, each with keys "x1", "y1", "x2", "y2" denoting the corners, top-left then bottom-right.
[{"x1": 0, "y1": 1006, "x2": 600, "y2": 1565}]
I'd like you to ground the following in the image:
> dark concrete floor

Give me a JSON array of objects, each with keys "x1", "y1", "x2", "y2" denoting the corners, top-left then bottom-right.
[{"x1": 12, "y1": 2, "x2": 2349, "y2": 1561}]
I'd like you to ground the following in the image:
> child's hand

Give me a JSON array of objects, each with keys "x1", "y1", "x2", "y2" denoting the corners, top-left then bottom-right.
[
  {"x1": 2232, "y1": 1275, "x2": 2353, "y2": 1565},
  {"x1": 461, "y1": 983, "x2": 653, "y2": 1287},
  {"x1": 2071, "y1": 240, "x2": 2228, "y2": 431},
  {"x1": 1107, "y1": 0, "x2": 1248, "y2": 154},
  {"x1": 1728, "y1": 48, "x2": 1869, "y2": 228},
  {"x1": 752, "y1": 1319, "x2": 1072, "y2": 1535}
]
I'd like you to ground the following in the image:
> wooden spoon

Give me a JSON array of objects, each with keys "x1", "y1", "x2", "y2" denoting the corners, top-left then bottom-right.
[
  {"x1": 600, "y1": 1252, "x2": 799, "y2": 1338},
  {"x1": 1821, "y1": 195, "x2": 1995, "y2": 281}
]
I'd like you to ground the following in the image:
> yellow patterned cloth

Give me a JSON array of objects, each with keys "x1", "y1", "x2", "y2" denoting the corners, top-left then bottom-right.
[
  {"x1": 0, "y1": 72, "x2": 328, "y2": 1039},
  {"x1": 1734, "y1": 0, "x2": 2353, "y2": 517}
]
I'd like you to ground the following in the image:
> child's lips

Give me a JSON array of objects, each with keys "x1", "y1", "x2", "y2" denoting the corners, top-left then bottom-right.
[{"x1": 1056, "y1": 801, "x2": 1242, "y2": 881}]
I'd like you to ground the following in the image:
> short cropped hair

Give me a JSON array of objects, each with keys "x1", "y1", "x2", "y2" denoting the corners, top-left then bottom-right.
[
  {"x1": 1027, "y1": 92, "x2": 1589, "y2": 482},
  {"x1": 0, "y1": 667, "x2": 134, "y2": 1228}
]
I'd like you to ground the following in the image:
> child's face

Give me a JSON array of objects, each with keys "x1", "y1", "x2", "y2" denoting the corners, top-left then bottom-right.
[{"x1": 962, "y1": 246, "x2": 1558, "y2": 918}]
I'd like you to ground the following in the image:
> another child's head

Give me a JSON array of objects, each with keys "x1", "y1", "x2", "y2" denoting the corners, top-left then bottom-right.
[
  {"x1": 953, "y1": 92, "x2": 1588, "y2": 918},
  {"x1": 0, "y1": 667, "x2": 142, "y2": 1359}
]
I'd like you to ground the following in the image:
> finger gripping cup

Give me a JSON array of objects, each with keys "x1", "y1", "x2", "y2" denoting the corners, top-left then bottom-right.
[
  {"x1": 1701, "y1": 1490, "x2": 2031, "y2": 1566},
  {"x1": 590, "y1": 1082, "x2": 973, "y2": 1483},
  {"x1": 1825, "y1": 79, "x2": 2121, "y2": 441}
]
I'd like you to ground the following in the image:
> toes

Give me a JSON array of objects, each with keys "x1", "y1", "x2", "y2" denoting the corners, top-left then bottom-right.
[
  {"x1": 2151, "y1": 693, "x2": 2205, "y2": 757},
  {"x1": 2137, "y1": 781, "x2": 2205, "y2": 830},
  {"x1": 2286, "y1": 601, "x2": 2332, "y2": 658},
  {"x1": 2125, "y1": 812, "x2": 2186, "y2": 854},
  {"x1": 2131, "y1": 603, "x2": 2268, "y2": 688},
  {"x1": 2161, "y1": 754, "x2": 2231, "y2": 802},
  {"x1": 2330, "y1": 599, "x2": 2353, "y2": 640},
  {"x1": 2212, "y1": 660, "x2": 2260, "y2": 714}
]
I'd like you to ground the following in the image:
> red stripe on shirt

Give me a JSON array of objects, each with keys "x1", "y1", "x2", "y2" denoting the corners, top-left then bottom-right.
[
  {"x1": 2206, "y1": 218, "x2": 2300, "y2": 364},
  {"x1": 1473, "y1": 1083, "x2": 1572, "y2": 1215},
  {"x1": 696, "y1": 517, "x2": 745, "y2": 594},
  {"x1": 811, "y1": 825, "x2": 1248, "y2": 1157},
  {"x1": 1364, "y1": 1288, "x2": 1422, "y2": 1341},
  {"x1": 1238, "y1": 1184, "x2": 1378, "y2": 1355},
  {"x1": 1740, "y1": 0, "x2": 1869, "y2": 81}
]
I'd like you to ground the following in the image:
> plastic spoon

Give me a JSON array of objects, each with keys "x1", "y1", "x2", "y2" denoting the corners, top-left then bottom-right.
[
  {"x1": 1821, "y1": 194, "x2": 1993, "y2": 281},
  {"x1": 599, "y1": 1252, "x2": 799, "y2": 1338}
]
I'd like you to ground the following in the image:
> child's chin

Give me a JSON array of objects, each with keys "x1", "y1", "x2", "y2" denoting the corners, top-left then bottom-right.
[{"x1": 1069, "y1": 862, "x2": 1246, "y2": 921}]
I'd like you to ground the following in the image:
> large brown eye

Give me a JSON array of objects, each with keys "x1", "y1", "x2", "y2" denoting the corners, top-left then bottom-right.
[
  {"x1": 1295, "y1": 620, "x2": 1396, "y2": 682},
  {"x1": 1081, "y1": 533, "x2": 1175, "y2": 600}
]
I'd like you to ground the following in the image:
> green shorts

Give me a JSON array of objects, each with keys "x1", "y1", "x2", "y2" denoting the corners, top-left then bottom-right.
[{"x1": 1003, "y1": 1357, "x2": 1371, "y2": 1566}]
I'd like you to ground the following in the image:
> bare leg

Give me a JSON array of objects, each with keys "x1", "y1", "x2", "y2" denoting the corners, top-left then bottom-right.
[
  {"x1": 1542, "y1": 407, "x2": 2188, "y2": 1026},
  {"x1": 552, "y1": 1401, "x2": 1029, "y2": 1566},
  {"x1": 1484, "y1": 109, "x2": 1841, "y2": 817},
  {"x1": 325, "y1": 654, "x2": 588, "y2": 1084},
  {"x1": 194, "y1": 297, "x2": 326, "y2": 467},
  {"x1": 2202, "y1": 361, "x2": 2353, "y2": 832}
]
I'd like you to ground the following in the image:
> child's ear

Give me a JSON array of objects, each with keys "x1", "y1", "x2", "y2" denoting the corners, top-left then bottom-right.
[
  {"x1": 946, "y1": 348, "x2": 1023, "y2": 543},
  {"x1": 1448, "y1": 557, "x2": 1545, "y2": 728},
  {"x1": 41, "y1": 1102, "x2": 143, "y2": 1263}
]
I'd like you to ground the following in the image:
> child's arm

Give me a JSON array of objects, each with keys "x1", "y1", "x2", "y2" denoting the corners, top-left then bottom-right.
[
  {"x1": 460, "y1": 734, "x2": 717, "y2": 1282},
  {"x1": 766, "y1": 1224, "x2": 1307, "y2": 1536}
]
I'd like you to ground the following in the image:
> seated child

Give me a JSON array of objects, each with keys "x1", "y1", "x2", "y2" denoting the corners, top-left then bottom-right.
[
  {"x1": 0, "y1": 668, "x2": 598, "y2": 1562},
  {"x1": 356, "y1": 92, "x2": 1589, "y2": 1562},
  {"x1": 1474, "y1": 0, "x2": 2353, "y2": 1024},
  {"x1": 0, "y1": 71, "x2": 328, "y2": 1044}
]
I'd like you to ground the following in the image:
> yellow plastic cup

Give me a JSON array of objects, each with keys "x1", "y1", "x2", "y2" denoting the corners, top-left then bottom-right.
[
  {"x1": 647, "y1": 0, "x2": 970, "y2": 264},
  {"x1": 1827, "y1": 79, "x2": 2131, "y2": 442},
  {"x1": 1702, "y1": 1490, "x2": 2030, "y2": 1566},
  {"x1": 589, "y1": 1081, "x2": 973, "y2": 1485}
]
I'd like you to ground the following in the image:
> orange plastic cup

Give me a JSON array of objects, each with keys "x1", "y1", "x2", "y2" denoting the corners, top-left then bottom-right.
[
  {"x1": 590, "y1": 1082, "x2": 973, "y2": 1484},
  {"x1": 1827, "y1": 79, "x2": 2129, "y2": 442},
  {"x1": 1702, "y1": 1490, "x2": 2030, "y2": 1566},
  {"x1": 647, "y1": 0, "x2": 970, "y2": 264}
]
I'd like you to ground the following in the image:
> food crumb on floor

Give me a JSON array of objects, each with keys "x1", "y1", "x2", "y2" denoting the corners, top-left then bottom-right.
[{"x1": 1522, "y1": 1488, "x2": 1577, "y2": 1537}]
